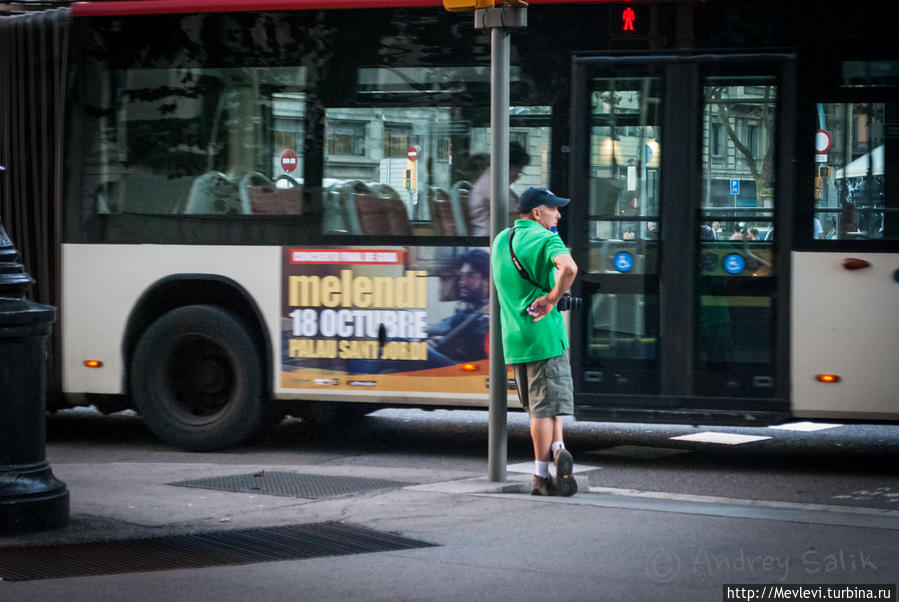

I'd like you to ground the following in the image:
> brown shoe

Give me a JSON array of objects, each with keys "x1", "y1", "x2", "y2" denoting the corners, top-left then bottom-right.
[
  {"x1": 530, "y1": 475, "x2": 555, "y2": 496},
  {"x1": 553, "y1": 448, "x2": 577, "y2": 497}
]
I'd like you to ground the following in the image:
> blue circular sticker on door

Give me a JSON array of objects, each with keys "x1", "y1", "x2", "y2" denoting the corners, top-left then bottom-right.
[
  {"x1": 723, "y1": 253, "x2": 746, "y2": 274},
  {"x1": 614, "y1": 252, "x2": 635, "y2": 272}
]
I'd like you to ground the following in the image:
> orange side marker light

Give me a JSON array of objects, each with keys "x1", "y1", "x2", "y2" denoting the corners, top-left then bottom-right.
[
  {"x1": 815, "y1": 374, "x2": 840, "y2": 383},
  {"x1": 84, "y1": 360, "x2": 103, "y2": 368}
]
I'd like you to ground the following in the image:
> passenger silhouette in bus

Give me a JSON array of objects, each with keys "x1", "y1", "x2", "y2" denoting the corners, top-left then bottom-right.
[
  {"x1": 455, "y1": 152, "x2": 490, "y2": 185},
  {"x1": 467, "y1": 142, "x2": 531, "y2": 236}
]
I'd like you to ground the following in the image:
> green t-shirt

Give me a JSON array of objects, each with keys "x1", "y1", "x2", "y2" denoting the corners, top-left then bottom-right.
[{"x1": 490, "y1": 219, "x2": 569, "y2": 364}]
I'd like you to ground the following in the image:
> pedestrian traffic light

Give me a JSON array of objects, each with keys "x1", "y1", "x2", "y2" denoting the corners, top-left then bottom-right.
[{"x1": 609, "y1": 3, "x2": 648, "y2": 37}]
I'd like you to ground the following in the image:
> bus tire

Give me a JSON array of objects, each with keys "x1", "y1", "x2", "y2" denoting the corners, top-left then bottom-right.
[{"x1": 131, "y1": 304, "x2": 265, "y2": 451}]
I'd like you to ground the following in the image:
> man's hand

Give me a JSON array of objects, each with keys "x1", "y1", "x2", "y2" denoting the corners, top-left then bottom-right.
[
  {"x1": 527, "y1": 294, "x2": 556, "y2": 322},
  {"x1": 526, "y1": 252, "x2": 577, "y2": 321}
]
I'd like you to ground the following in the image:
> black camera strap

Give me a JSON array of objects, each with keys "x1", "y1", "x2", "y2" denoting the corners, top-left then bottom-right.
[{"x1": 507, "y1": 228, "x2": 543, "y2": 290}]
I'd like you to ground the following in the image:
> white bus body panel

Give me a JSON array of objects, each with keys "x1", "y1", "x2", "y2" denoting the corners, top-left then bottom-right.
[
  {"x1": 791, "y1": 251, "x2": 899, "y2": 420},
  {"x1": 60, "y1": 244, "x2": 493, "y2": 407},
  {"x1": 62, "y1": 244, "x2": 281, "y2": 395}
]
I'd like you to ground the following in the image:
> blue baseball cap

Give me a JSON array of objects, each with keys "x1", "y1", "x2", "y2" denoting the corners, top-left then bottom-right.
[{"x1": 518, "y1": 187, "x2": 571, "y2": 213}]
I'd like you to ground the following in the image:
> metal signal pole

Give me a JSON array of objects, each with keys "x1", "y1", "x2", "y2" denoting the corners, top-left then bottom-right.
[{"x1": 474, "y1": 5, "x2": 527, "y2": 483}]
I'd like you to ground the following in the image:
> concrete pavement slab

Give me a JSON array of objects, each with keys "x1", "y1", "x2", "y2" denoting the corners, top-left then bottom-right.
[{"x1": 2, "y1": 458, "x2": 897, "y2": 601}]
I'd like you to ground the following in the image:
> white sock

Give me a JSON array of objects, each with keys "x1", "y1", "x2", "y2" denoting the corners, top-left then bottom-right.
[
  {"x1": 535, "y1": 461, "x2": 550, "y2": 478},
  {"x1": 551, "y1": 441, "x2": 565, "y2": 455}
]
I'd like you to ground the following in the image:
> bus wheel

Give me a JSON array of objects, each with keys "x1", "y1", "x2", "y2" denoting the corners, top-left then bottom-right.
[{"x1": 131, "y1": 305, "x2": 264, "y2": 451}]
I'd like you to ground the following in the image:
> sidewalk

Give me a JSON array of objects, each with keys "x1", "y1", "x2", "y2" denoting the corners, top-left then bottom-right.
[
  {"x1": 1, "y1": 461, "x2": 552, "y2": 547},
  {"x1": 1, "y1": 460, "x2": 621, "y2": 601}
]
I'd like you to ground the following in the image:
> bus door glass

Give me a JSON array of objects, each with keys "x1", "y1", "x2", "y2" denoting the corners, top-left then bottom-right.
[
  {"x1": 581, "y1": 75, "x2": 663, "y2": 395},
  {"x1": 570, "y1": 55, "x2": 791, "y2": 418},
  {"x1": 697, "y1": 78, "x2": 777, "y2": 397}
]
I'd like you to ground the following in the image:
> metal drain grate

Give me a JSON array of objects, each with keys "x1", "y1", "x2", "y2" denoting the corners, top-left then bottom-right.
[
  {"x1": 169, "y1": 471, "x2": 413, "y2": 499},
  {"x1": 0, "y1": 522, "x2": 436, "y2": 582}
]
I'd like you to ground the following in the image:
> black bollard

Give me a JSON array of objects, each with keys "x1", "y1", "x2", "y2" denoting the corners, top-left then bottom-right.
[{"x1": 0, "y1": 171, "x2": 69, "y2": 535}]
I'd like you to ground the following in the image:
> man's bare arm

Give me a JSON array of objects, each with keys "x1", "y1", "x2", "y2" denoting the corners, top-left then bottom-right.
[{"x1": 528, "y1": 252, "x2": 578, "y2": 321}]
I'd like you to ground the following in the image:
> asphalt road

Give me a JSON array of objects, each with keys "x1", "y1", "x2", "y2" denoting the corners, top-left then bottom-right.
[{"x1": 45, "y1": 406, "x2": 899, "y2": 511}]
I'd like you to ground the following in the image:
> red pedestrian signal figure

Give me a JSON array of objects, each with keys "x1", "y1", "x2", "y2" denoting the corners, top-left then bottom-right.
[{"x1": 622, "y1": 5, "x2": 635, "y2": 31}]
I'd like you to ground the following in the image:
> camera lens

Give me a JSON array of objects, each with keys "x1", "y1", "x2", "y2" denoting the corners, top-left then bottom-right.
[{"x1": 557, "y1": 293, "x2": 581, "y2": 312}]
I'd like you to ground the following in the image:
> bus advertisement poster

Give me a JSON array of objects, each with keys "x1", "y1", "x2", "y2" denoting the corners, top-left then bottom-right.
[{"x1": 280, "y1": 246, "x2": 490, "y2": 393}]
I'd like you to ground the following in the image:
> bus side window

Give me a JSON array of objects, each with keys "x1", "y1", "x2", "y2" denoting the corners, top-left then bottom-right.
[
  {"x1": 317, "y1": 76, "x2": 552, "y2": 238},
  {"x1": 814, "y1": 101, "x2": 893, "y2": 241}
]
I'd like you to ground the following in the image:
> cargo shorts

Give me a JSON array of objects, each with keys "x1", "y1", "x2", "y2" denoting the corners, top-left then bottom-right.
[{"x1": 512, "y1": 350, "x2": 574, "y2": 419}]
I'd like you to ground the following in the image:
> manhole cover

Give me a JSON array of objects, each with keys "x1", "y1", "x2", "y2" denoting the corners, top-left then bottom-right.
[
  {"x1": 0, "y1": 522, "x2": 436, "y2": 581},
  {"x1": 169, "y1": 471, "x2": 413, "y2": 499}
]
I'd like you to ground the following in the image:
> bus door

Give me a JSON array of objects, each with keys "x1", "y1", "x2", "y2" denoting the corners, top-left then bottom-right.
[{"x1": 569, "y1": 54, "x2": 794, "y2": 423}]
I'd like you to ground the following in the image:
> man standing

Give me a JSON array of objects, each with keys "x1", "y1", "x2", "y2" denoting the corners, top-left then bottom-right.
[{"x1": 491, "y1": 187, "x2": 578, "y2": 496}]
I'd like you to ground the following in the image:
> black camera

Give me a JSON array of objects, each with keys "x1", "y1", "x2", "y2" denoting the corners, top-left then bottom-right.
[{"x1": 556, "y1": 292, "x2": 582, "y2": 311}]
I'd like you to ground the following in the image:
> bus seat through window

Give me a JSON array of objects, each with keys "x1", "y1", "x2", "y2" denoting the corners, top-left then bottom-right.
[
  {"x1": 381, "y1": 195, "x2": 413, "y2": 236},
  {"x1": 354, "y1": 194, "x2": 389, "y2": 235},
  {"x1": 430, "y1": 187, "x2": 457, "y2": 235},
  {"x1": 184, "y1": 171, "x2": 244, "y2": 214},
  {"x1": 240, "y1": 172, "x2": 303, "y2": 215},
  {"x1": 332, "y1": 180, "x2": 372, "y2": 235},
  {"x1": 369, "y1": 183, "x2": 413, "y2": 236},
  {"x1": 352, "y1": 183, "x2": 411, "y2": 236},
  {"x1": 322, "y1": 181, "x2": 349, "y2": 233},
  {"x1": 112, "y1": 174, "x2": 194, "y2": 215}
]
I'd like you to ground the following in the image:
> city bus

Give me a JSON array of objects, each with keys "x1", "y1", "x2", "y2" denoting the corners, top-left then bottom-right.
[{"x1": 1, "y1": 0, "x2": 896, "y2": 450}]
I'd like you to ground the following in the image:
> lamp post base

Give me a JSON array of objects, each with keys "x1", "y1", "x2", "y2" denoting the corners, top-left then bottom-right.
[{"x1": 0, "y1": 462, "x2": 69, "y2": 536}]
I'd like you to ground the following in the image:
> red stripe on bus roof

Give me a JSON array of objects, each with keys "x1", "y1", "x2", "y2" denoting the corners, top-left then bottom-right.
[
  {"x1": 72, "y1": 0, "x2": 441, "y2": 17},
  {"x1": 71, "y1": 0, "x2": 608, "y2": 18}
]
